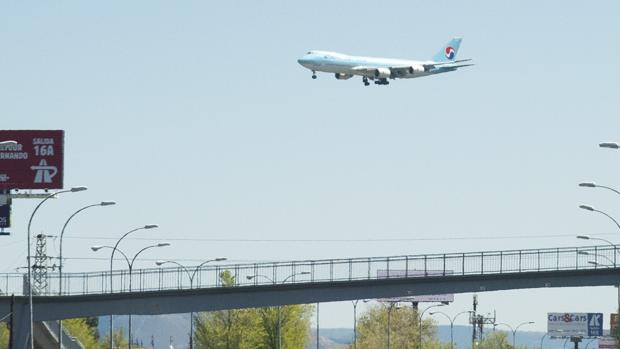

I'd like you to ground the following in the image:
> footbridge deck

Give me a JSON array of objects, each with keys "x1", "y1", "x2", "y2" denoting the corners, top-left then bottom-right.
[{"x1": 1, "y1": 244, "x2": 619, "y2": 321}]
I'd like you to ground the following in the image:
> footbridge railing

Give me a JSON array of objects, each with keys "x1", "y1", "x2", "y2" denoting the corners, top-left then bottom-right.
[{"x1": 0, "y1": 244, "x2": 617, "y2": 296}]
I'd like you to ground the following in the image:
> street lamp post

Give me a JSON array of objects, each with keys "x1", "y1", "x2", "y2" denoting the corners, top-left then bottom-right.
[
  {"x1": 93, "y1": 242, "x2": 169, "y2": 349},
  {"x1": 578, "y1": 234, "x2": 620, "y2": 339},
  {"x1": 579, "y1": 205, "x2": 620, "y2": 232},
  {"x1": 26, "y1": 186, "x2": 87, "y2": 349},
  {"x1": 579, "y1": 182, "x2": 620, "y2": 196},
  {"x1": 418, "y1": 304, "x2": 446, "y2": 349},
  {"x1": 58, "y1": 201, "x2": 115, "y2": 349},
  {"x1": 578, "y1": 251, "x2": 615, "y2": 265},
  {"x1": 246, "y1": 272, "x2": 310, "y2": 349},
  {"x1": 386, "y1": 302, "x2": 400, "y2": 349},
  {"x1": 352, "y1": 300, "x2": 360, "y2": 349},
  {"x1": 429, "y1": 311, "x2": 472, "y2": 349},
  {"x1": 495, "y1": 321, "x2": 535, "y2": 348},
  {"x1": 155, "y1": 258, "x2": 227, "y2": 349},
  {"x1": 100, "y1": 224, "x2": 158, "y2": 349}
]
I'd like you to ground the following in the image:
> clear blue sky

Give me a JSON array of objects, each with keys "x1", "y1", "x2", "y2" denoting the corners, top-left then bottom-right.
[{"x1": 2, "y1": 0, "x2": 620, "y2": 330}]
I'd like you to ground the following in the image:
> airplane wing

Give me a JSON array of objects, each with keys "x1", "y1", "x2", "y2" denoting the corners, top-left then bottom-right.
[
  {"x1": 350, "y1": 66, "x2": 377, "y2": 76},
  {"x1": 350, "y1": 66, "x2": 421, "y2": 77}
]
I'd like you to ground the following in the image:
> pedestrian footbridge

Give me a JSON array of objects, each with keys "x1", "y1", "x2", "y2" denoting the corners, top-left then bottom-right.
[{"x1": 1, "y1": 244, "x2": 620, "y2": 348}]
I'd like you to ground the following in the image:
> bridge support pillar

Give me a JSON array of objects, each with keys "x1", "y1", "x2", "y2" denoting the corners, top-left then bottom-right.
[{"x1": 11, "y1": 303, "x2": 29, "y2": 349}]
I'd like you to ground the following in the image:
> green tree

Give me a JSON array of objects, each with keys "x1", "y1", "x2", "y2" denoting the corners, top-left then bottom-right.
[
  {"x1": 354, "y1": 303, "x2": 448, "y2": 349},
  {"x1": 63, "y1": 318, "x2": 104, "y2": 349},
  {"x1": 100, "y1": 328, "x2": 129, "y2": 349},
  {"x1": 476, "y1": 332, "x2": 512, "y2": 349},
  {"x1": 195, "y1": 270, "x2": 262, "y2": 349},
  {"x1": 256, "y1": 304, "x2": 313, "y2": 349},
  {"x1": 0, "y1": 323, "x2": 8, "y2": 349},
  {"x1": 194, "y1": 270, "x2": 313, "y2": 349}
]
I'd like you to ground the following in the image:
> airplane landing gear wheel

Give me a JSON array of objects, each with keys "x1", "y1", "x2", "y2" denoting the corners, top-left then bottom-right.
[
  {"x1": 312, "y1": 71, "x2": 317, "y2": 79},
  {"x1": 363, "y1": 77, "x2": 369, "y2": 86}
]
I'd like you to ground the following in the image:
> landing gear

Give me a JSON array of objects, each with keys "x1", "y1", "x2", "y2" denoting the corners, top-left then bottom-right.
[
  {"x1": 312, "y1": 71, "x2": 317, "y2": 79},
  {"x1": 374, "y1": 78, "x2": 389, "y2": 85},
  {"x1": 362, "y1": 77, "x2": 369, "y2": 86}
]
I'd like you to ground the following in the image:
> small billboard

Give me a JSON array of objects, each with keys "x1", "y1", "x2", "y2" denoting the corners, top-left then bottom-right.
[
  {"x1": 599, "y1": 337, "x2": 617, "y2": 349},
  {"x1": 0, "y1": 203, "x2": 9, "y2": 229},
  {"x1": 547, "y1": 313, "x2": 603, "y2": 337},
  {"x1": 0, "y1": 130, "x2": 64, "y2": 190},
  {"x1": 377, "y1": 269, "x2": 454, "y2": 303}
]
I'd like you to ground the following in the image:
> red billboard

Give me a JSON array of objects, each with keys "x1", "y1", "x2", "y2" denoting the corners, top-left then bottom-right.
[{"x1": 0, "y1": 130, "x2": 64, "y2": 190}]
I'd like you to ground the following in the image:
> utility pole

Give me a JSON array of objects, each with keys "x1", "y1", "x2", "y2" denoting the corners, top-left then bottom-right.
[
  {"x1": 470, "y1": 295, "x2": 496, "y2": 348},
  {"x1": 33, "y1": 234, "x2": 56, "y2": 294},
  {"x1": 9, "y1": 294, "x2": 14, "y2": 349}
]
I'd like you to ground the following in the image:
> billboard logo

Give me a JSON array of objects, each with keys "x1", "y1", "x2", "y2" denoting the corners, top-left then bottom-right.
[
  {"x1": 590, "y1": 313, "x2": 602, "y2": 327},
  {"x1": 31, "y1": 160, "x2": 58, "y2": 184}
]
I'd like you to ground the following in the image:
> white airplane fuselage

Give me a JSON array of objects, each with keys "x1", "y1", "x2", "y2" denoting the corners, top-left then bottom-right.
[{"x1": 299, "y1": 51, "x2": 434, "y2": 77}]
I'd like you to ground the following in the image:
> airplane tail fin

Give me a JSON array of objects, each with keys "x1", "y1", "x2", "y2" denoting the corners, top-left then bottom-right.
[{"x1": 432, "y1": 37, "x2": 462, "y2": 62}]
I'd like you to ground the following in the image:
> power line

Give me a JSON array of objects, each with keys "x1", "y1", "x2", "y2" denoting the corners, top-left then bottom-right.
[{"x1": 60, "y1": 232, "x2": 616, "y2": 243}]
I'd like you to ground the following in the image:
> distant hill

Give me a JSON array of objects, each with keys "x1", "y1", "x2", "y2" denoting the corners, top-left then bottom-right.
[{"x1": 98, "y1": 316, "x2": 604, "y2": 349}]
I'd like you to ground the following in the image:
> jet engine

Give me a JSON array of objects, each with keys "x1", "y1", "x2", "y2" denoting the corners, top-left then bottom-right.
[
  {"x1": 334, "y1": 73, "x2": 353, "y2": 80},
  {"x1": 373, "y1": 68, "x2": 391, "y2": 78},
  {"x1": 408, "y1": 65, "x2": 425, "y2": 74}
]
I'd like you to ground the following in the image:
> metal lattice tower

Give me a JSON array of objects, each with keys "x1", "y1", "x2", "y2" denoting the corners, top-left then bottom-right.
[{"x1": 32, "y1": 233, "x2": 50, "y2": 294}]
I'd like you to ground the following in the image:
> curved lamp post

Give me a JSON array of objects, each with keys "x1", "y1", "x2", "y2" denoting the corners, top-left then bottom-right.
[
  {"x1": 577, "y1": 235, "x2": 620, "y2": 329},
  {"x1": 93, "y1": 242, "x2": 169, "y2": 349},
  {"x1": 495, "y1": 321, "x2": 535, "y2": 348},
  {"x1": 155, "y1": 258, "x2": 227, "y2": 349},
  {"x1": 246, "y1": 272, "x2": 310, "y2": 349},
  {"x1": 579, "y1": 182, "x2": 620, "y2": 196},
  {"x1": 578, "y1": 251, "x2": 615, "y2": 265},
  {"x1": 385, "y1": 302, "x2": 400, "y2": 349},
  {"x1": 100, "y1": 224, "x2": 158, "y2": 349},
  {"x1": 58, "y1": 201, "x2": 115, "y2": 349},
  {"x1": 418, "y1": 303, "x2": 446, "y2": 349},
  {"x1": 579, "y1": 205, "x2": 620, "y2": 232},
  {"x1": 26, "y1": 186, "x2": 87, "y2": 349},
  {"x1": 430, "y1": 310, "x2": 472, "y2": 349}
]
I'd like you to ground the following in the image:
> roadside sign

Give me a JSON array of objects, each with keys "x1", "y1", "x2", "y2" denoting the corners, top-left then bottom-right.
[
  {"x1": 0, "y1": 130, "x2": 64, "y2": 190},
  {"x1": 377, "y1": 269, "x2": 454, "y2": 303},
  {"x1": 547, "y1": 313, "x2": 603, "y2": 337},
  {"x1": 599, "y1": 337, "x2": 617, "y2": 349},
  {"x1": 0, "y1": 203, "x2": 9, "y2": 228}
]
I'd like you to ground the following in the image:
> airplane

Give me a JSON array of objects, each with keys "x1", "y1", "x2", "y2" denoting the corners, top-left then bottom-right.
[{"x1": 297, "y1": 38, "x2": 473, "y2": 86}]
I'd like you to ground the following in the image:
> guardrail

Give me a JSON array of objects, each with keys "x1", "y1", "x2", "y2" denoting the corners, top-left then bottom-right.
[{"x1": 0, "y1": 245, "x2": 617, "y2": 296}]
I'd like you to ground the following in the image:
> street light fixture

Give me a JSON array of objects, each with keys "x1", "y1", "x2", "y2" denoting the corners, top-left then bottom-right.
[
  {"x1": 600, "y1": 142, "x2": 620, "y2": 149},
  {"x1": 26, "y1": 186, "x2": 87, "y2": 349},
  {"x1": 578, "y1": 251, "x2": 615, "y2": 265},
  {"x1": 429, "y1": 311, "x2": 473, "y2": 349},
  {"x1": 495, "y1": 321, "x2": 535, "y2": 348},
  {"x1": 579, "y1": 205, "x2": 620, "y2": 231},
  {"x1": 418, "y1": 303, "x2": 446, "y2": 349},
  {"x1": 93, "y1": 242, "x2": 169, "y2": 349},
  {"x1": 58, "y1": 201, "x2": 116, "y2": 349},
  {"x1": 245, "y1": 272, "x2": 311, "y2": 349},
  {"x1": 105, "y1": 224, "x2": 159, "y2": 349},
  {"x1": 155, "y1": 258, "x2": 228, "y2": 349},
  {"x1": 579, "y1": 182, "x2": 620, "y2": 196}
]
